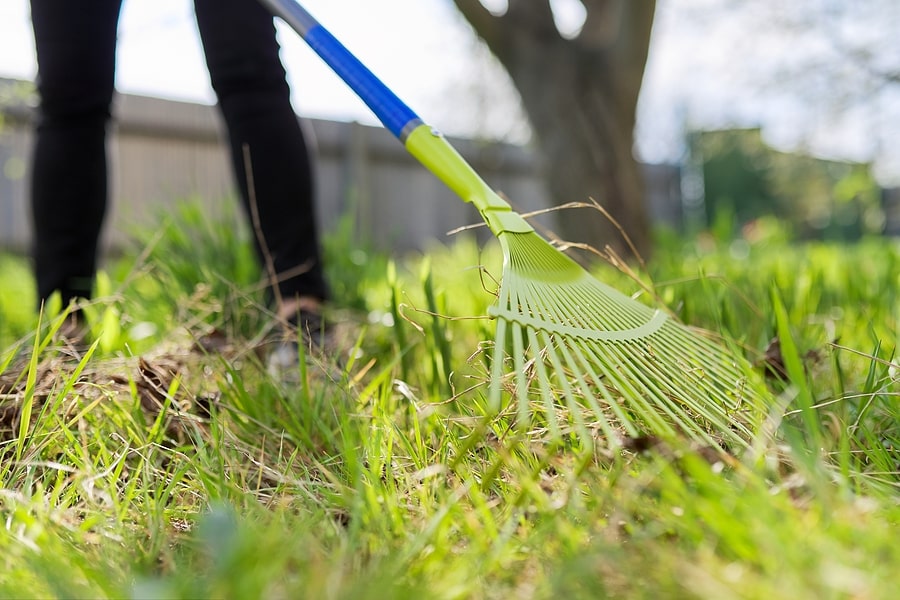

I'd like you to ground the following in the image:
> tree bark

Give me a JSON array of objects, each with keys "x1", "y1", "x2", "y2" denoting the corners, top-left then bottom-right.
[{"x1": 452, "y1": 0, "x2": 656, "y2": 256}]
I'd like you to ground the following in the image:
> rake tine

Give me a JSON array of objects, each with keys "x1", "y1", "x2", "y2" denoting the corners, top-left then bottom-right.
[
  {"x1": 611, "y1": 338, "x2": 735, "y2": 442},
  {"x1": 506, "y1": 283, "x2": 529, "y2": 429},
  {"x1": 614, "y1": 343, "x2": 719, "y2": 442},
  {"x1": 592, "y1": 341, "x2": 678, "y2": 437},
  {"x1": 557, "y1": 338, "x2": 629, "y2": 444},
  {"x1": 529, "y1": 283, "x2": 633, "y2": 443},
  {"x1": 560, "y1": 344, "x2": 635, "y2": 447},
  {"x1": 649, "y1": 330, "x2": 754, "y2": 418},
  {"x1": 525, "y1": 328, "x2": 562, "y2": 440},
  {"x1": 532, "y1": 283, "x2": 667, "y2": 436},
  {"x1": 541, "y1": 331, "x2": 591, "y2": 443},
  {"x1": 511, "y1": 322, "x2": 529, "y2": 429},
  {"x1": 488, "y1": 316, "x2": 509, "y2": 415},
  {"x1": 651, "y1": 334, "x2": 755, "y2": 442},
  {"x1": 521, "y1": 282, "x2": 599, "y2": 441}
]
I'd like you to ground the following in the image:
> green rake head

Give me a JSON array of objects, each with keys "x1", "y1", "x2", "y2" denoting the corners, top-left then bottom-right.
[
  {"x1": 262, "y1": 0, "x2": 768, "y2": 451},
  {"x1": 488, "y1": 231, "x2": 764, "y2": 449}
]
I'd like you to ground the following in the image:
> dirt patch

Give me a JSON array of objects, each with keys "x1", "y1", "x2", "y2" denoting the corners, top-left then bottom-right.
[
  {"x1": 0, "y1": 315, "x2": 362, "y2": 445},
  {"x1": 0, "y1": 342, "x2": 217, "y2": 444}
]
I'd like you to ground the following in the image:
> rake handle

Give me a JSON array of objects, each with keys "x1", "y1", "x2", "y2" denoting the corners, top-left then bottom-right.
[
  {"x1": 258, "y1": 0, "x2": 418, "y2": 139},
  {"x1": 257, "y1": 0, "x2": 533, "y2": 235}
]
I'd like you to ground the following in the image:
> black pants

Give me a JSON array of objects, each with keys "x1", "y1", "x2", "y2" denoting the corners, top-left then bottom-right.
[{"x1": 29, "y1": 0, "x2": 327, "y2": 306}]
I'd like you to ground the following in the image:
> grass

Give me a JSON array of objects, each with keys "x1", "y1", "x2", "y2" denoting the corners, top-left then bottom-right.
[{"x1": 1, "y1": 207, "x2": 898, "y2": 598}]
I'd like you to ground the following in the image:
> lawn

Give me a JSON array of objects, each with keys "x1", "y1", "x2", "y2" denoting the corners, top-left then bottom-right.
[{"x1": 1, "y1": 207, "x2": 898, "y2": 599}]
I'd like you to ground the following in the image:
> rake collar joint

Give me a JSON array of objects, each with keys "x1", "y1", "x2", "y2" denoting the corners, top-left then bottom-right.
[{"x1": 482, "y1": 209, "x2": 534, "y2": 235}]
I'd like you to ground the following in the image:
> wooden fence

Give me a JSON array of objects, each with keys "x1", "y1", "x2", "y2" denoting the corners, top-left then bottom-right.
[{"x1": 0, "y1": 79, "x2": 682, "y2": 255}]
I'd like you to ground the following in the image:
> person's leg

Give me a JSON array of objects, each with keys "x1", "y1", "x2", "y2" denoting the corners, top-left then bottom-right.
[
  {"x1": 29, "y1": 0, "x2": 122, "y2": 306},
  {"x1": 193, "y1": 0, "x2": 328, "y2": 315}
]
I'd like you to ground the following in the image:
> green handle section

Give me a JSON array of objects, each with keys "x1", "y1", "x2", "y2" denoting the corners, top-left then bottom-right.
[{"x1": 405, "y1": 125, "x2": 534, "y2": 235}]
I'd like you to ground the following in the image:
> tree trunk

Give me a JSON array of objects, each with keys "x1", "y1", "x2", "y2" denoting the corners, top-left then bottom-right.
[{"x1": 452, "y1": 0, "x2": 656, "y2": 256}]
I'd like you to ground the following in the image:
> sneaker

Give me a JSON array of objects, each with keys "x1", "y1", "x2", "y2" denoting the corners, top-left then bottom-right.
[
  {"x1": 266, "y1": 306, "x2": 340, "y2": 380},
  {"x1": 55, "y1": 310, "x2": 92, "y2": 357}
]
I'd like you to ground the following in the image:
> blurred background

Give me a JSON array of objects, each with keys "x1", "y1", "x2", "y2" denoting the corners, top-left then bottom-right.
[{"x1": 1, "y1": 0, "x2": 899, "y2": 254}]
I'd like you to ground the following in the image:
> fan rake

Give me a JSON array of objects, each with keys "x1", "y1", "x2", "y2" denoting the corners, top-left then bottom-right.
[
  {"x1": 488, "y1": 231, "x2": 761, "y2": 448},
  {"x1": 260, "y1": 0, "x2": 767, "y2": 450}
]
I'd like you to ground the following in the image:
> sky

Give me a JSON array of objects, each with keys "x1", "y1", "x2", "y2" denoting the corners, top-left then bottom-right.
[
  {"x1": 2, "y1": 0, "x2": 899, "y2": 184},
  {"x1": 0, "y1": 0, "x2": 476, "y2": 127}
]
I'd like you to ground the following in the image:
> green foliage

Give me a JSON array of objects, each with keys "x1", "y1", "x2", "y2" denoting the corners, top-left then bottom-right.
[
  {"x1": 119, "y1": 200, "x2": 264, "y2": 342},
  {"x1": 696, "y1": 128, "x2": 883, "y2": 240},
  {"x1": 0, "y1": 255, "x2": 34, "y2": 344},
  {"x1": 321, "y1": 209, "x2": 392, "y2": 313},
  {"x1": 1, "y1": 206, "x2": 900, "y2": 599}
]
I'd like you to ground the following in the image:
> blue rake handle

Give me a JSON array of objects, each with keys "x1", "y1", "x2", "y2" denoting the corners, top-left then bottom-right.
[{"x1": 257, "y1": 0, "x2": 533, "y2": 235}]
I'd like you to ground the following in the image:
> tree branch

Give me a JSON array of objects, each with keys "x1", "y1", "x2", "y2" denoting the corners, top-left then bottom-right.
[
  {"x1": 451, "y1": 0, "x2": 504, "y2": 47},
  {"x1": 614, "y1": 0, "x2": 656, "y2": 71},
  {"x1": 579, "y1": 0, "x2": 620, "y2": 49},
  {"x1": 506, "y1": 0, "x2": 559, "y2": 39}
]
